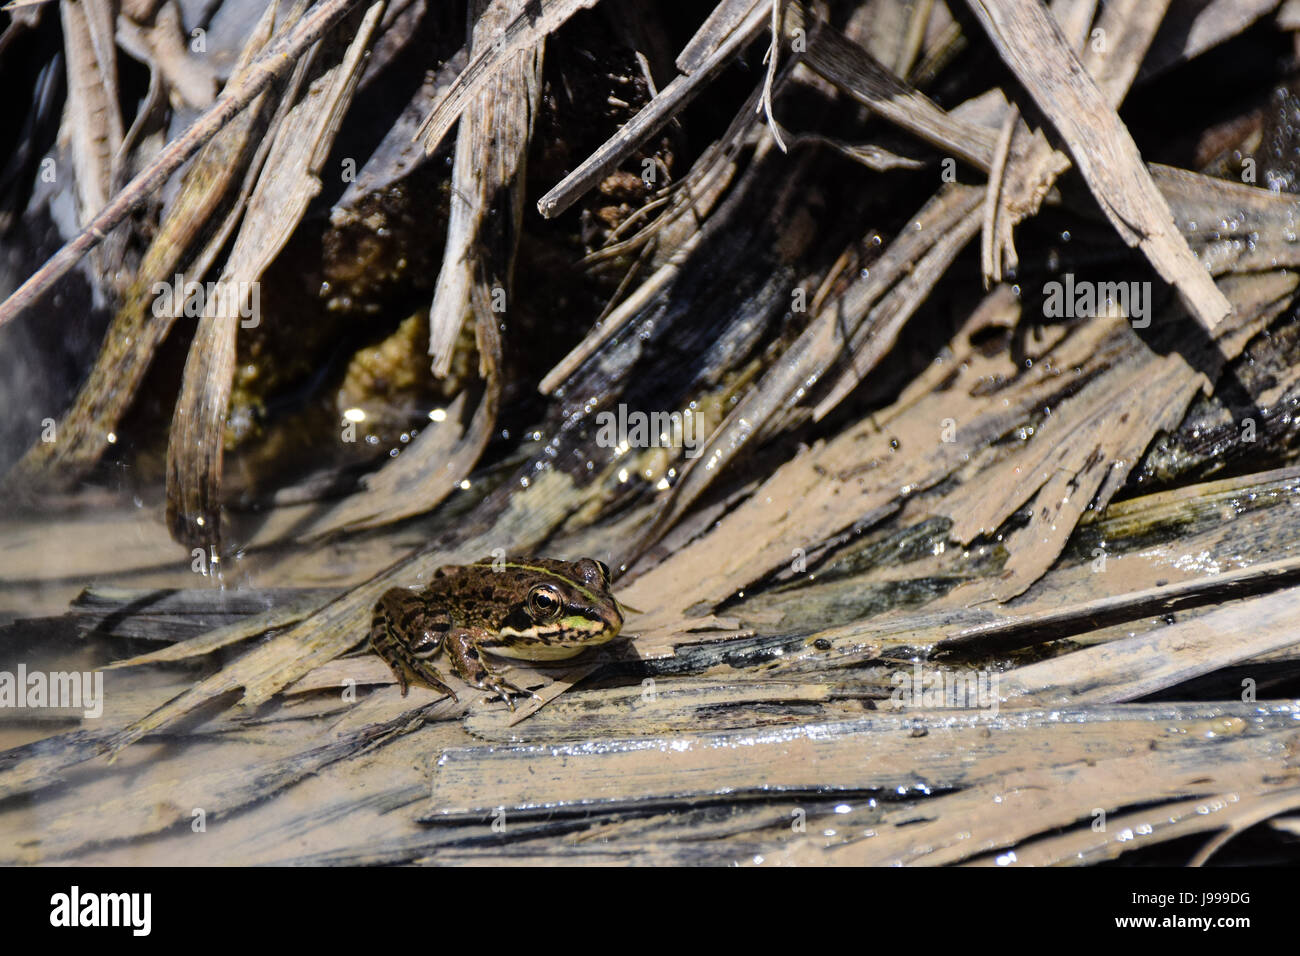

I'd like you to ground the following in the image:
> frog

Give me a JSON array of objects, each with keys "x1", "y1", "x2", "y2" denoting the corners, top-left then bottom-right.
[{"x1": 369, "y1": 557, "x2": 626, "y2": 709}]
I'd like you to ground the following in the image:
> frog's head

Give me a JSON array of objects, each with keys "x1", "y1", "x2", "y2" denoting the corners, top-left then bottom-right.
[{"x1": 482, "y1": 558, "x2": 625, "y2": 661}]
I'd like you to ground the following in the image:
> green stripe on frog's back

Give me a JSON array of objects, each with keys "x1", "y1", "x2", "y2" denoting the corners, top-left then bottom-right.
[{"x1": 468, "y1": 559, "x2": 605, "y2": 605}]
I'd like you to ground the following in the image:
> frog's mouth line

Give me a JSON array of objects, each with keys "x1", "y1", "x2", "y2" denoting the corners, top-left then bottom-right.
[
  {"x1": 486, "y1": 627, "x2": 618, "y2": 661},
  {"x1": 495, "y1": 615, "x2": 621, "y2": 644},
  {"x1": 486, "y1": 600, "x2": 624, "y2": 660}
]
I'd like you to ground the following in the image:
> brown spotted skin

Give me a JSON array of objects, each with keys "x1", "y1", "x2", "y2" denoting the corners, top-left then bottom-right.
[
  {"x1": 369, "y1": 589, "x2": 457, "y2": 700},
  {"x1": 368, "y1": 557, "x2": 624, "y2": 709}
]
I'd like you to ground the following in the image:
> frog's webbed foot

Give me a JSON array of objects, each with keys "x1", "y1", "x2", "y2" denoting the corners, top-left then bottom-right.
[
  {"x1": 402, "y1": 661, "x2": 459, "y2": 702},
  {"x1": 444, "y1": 628, "x2": 539, "y2": 711},
  {"x1": 476, "y1": 675, "x2": 539, "y2": 712},
  {"x1": 386, "y1": 660, "x2": 459, "y2": 701}
]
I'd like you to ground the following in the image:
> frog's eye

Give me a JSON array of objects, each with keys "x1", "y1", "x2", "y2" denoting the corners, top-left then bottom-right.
[
  {"x1": 594, "y1": 560, "x2": 611, "y2": 587},
  {"x1": 527, "y1": 584, "x2": 563, "y2": 622}
]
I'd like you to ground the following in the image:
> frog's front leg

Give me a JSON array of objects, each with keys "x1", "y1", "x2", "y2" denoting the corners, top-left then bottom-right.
[
  {"x1": 444, "y1": 629, "x2": 537, "y2": 711},
  {"x1": 370, "y1": 588, "x2": 458, "y2": 701}
]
